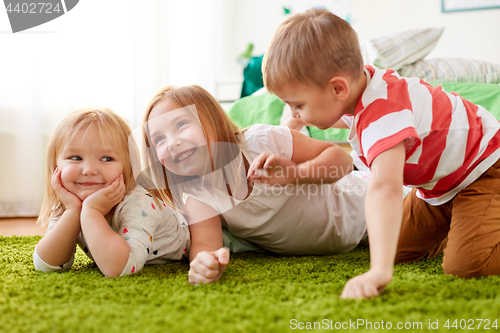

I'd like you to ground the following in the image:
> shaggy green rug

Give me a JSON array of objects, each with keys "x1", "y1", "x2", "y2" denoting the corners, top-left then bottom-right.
[{"x1": 1, "y1": 236, "x2": 499, "y2": 333}]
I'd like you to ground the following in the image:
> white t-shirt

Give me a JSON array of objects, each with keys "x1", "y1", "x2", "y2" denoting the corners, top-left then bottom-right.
[{"x1": 188, "y1": 124, "x2": 368, "y2": 255}]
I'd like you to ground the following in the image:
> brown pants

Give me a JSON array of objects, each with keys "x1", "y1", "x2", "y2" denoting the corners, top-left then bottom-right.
[{"x1": 395, "y1": 158, "x2": 500, "y2": 278}]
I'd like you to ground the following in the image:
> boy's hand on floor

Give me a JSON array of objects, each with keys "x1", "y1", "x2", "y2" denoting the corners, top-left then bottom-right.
[
  {"x1": 339, "y1": 268, "x2": 392, "y2": 299},
  {"x1": 189, "y1": 247, "x2": 230, "y2": 285}
]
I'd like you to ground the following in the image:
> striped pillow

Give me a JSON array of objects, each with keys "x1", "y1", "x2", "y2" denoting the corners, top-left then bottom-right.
[
  {"x1": 361, "y1": 28, "x2": 445, "y2": 71},
  {"x1": 399, "y1": 58, "x2": 500, "y2": 84}
]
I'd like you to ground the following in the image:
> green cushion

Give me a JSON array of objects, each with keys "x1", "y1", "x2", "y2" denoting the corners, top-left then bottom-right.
[
  {"x1": 308, "y1": 127, "x2": 350, "y2": 142},
  {"x1": 226, "y1": 82, "x2": 500, "y2": 141},
  {"x1": 227, "y1": 92, "x2": 285, "y2": 129},
  {"x1": 430, "y1": 82, "x2": 500, "y2": 119}
]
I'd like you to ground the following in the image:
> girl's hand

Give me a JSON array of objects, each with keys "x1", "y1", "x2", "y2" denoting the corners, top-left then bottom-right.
[
  {"x1": 51, "y1": 167, "x2": 82, "y2": 211},
  {"x1": 247, "y1": 152, "x2": 298, "y2": 185},
  {"x1": 82, "y1": 175, "x2": 125, "y2": 216},
  {"x1": 339, "y1": 268, "x2": 392, "y2": 299},
  {"x1": 188, "y1": 247, "x2": 230, "y2": 285},
  {"x1": 280, "y1": 116, "x2": 313, "y2": 131}
]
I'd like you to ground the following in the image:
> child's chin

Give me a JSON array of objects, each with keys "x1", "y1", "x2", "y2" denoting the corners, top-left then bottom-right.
[
  {"x1": 78, "y1": 190, "x2": 98, "y2": 202},
  {"x1": 78, "y1": 194, "x2": 90, "y2": 201}
]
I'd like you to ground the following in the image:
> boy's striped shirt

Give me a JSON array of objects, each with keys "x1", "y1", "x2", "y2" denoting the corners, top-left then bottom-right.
[{"x1": 345, "y1": 65, "x2": 500, "y2": 205}]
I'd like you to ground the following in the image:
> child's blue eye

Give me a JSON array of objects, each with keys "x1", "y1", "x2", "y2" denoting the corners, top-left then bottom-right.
[
  {"x1": 69, "y1": 156, "x2": 82, "y2": 161},
  {"x1": 154, "y1": 136, "x2": 165, "y2": 146},
  {"x1": 101, "y1": 157, "x2": 113, "y2": 162},
  {"x1": 177, "y1": 120, "x2": 189, "y2": 129}
]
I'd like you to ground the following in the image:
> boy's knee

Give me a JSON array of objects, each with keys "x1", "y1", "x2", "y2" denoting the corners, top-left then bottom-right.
[
  {"x1": 442, "y1": 262, "x2": 471, "y2": 278},
  {"x1": 442, "y1": 263, "x2": 482, "y2": 278},
  {"x1": 395, "y1": 238, "x2": 446, "y2": 264},
  {"x1": 394, "y1": 251, "x2": 424, "y2": 264},
  {"x1": 442, "y1": 255, "x2": 496, "y2": 278}
]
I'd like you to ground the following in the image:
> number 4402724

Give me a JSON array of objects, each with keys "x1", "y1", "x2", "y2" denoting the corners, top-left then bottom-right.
[
  {"x1": 444, "y1": 319, "x2": 498, "y2": 330},
  {"x1": 6, "y1": 2, "x2": 62, "y2": 14}
]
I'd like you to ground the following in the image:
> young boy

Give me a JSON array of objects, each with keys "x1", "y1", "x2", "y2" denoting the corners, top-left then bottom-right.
[{"x1": 260, "y1": 8, "x2": 500, "y2": 299}]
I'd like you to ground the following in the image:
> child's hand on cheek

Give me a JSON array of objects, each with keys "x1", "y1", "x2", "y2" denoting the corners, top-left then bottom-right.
[
  {"x1": 82, "y1": 175, "x2": 125, "y2": 216},
  {"x1": 51, "y1": 167, "x2": 82, "y2": 211},
  {"x1": 188, "y1": 247, "x2": 230, "y2": 285}
]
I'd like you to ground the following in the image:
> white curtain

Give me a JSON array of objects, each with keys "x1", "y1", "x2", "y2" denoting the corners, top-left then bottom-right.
[{"x1": 0, "y1": 0, "x2": 221, "y2": 217}]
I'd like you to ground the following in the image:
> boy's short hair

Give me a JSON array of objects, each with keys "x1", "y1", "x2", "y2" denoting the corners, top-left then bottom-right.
[{"x1": 263, "y1": 8, "x2": 364, "y2": 93}]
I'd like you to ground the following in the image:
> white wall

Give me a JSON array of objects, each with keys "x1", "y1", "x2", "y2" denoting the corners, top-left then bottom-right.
[{"x1": 350, "y1": 0, "x2": 500, "y2": 64}]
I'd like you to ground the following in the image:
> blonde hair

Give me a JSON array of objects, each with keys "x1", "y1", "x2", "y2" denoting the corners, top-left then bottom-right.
[
  {"x1": 142, "y1": 85, "x2": 243, "y2": 213},
  {"x1": 263, "y1": 8, "x2": 364, "y2": 94},
  {"x1": 38, "y1": 107, "x2": 139, "y2": 226}
]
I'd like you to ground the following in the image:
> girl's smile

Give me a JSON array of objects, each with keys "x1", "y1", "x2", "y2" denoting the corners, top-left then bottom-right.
[
  {"x1": 77, "y1": 182, "x2": 105, "y2": 186},
  {"x1": 174, "y1": 147, "x2": 196, "y2": 162}
]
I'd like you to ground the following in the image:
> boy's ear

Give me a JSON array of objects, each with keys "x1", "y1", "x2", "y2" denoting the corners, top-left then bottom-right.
[{"x1": 328, "y1": 77, "x2": 350, "y2": 102}]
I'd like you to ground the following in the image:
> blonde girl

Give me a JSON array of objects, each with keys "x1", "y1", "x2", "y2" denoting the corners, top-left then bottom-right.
[
  {"x1": 34, "y1": 108, "x2": 190, "y2": 277},
  {"x1": 142, "y1": 85, "x2": 370, "y2": 285}
]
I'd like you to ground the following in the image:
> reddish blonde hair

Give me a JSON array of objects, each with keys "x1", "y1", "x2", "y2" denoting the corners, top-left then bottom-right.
[{"x1": 142, "y1": 85, "x2": 243, "y2": 212}]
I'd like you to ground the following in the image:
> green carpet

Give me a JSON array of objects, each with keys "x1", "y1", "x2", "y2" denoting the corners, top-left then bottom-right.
[{"x1": 1, "y1": 236, "x2": 499, "y2": 333}]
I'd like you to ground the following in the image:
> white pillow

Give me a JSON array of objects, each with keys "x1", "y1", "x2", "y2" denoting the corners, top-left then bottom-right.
[
  {"x1": 361, "y1": 27, "x2": 445, "y2": 71},
  {"x1": 399, "y1": 58, "x2": 500, "y2": 84}
]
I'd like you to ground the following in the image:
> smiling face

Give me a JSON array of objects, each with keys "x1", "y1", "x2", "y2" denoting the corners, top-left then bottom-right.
[
  {"x1": 147, "y1": 99, "x2": 211, "y2": 177},
  {"x1": 274, "y1": 81, "x2": 345, "y2": 130},
  {"x1": 56, "y1": 127, "x2": 124, "y2": 201}
]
